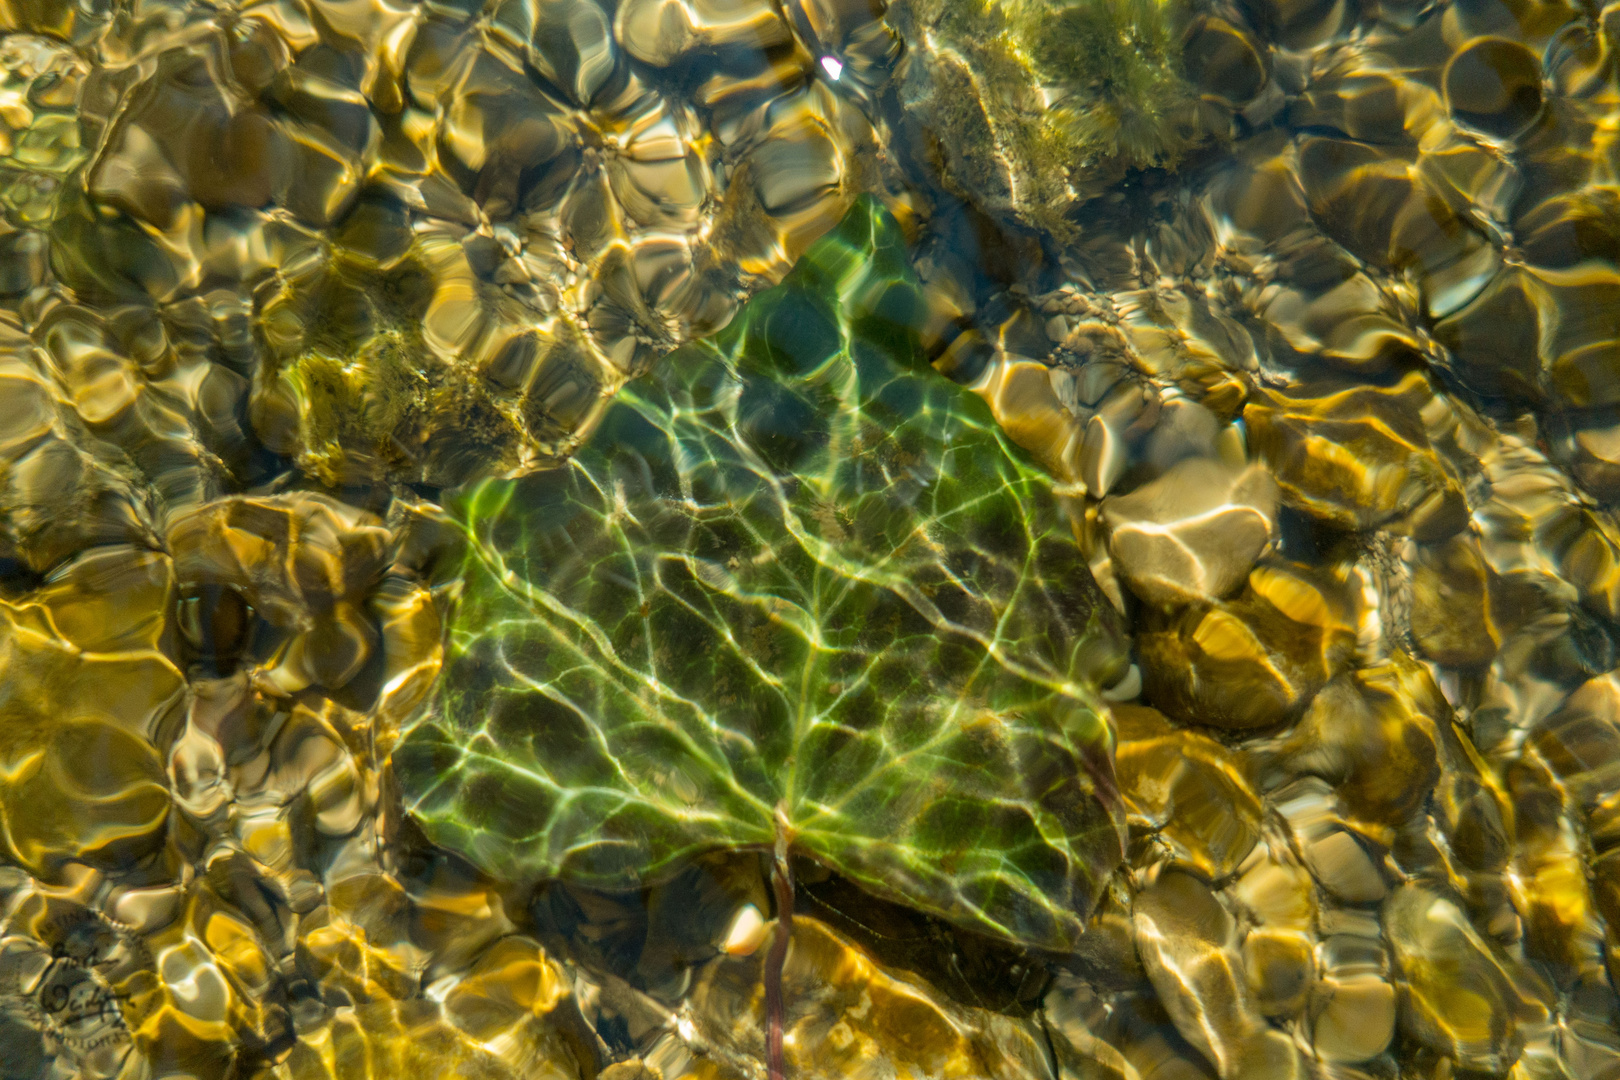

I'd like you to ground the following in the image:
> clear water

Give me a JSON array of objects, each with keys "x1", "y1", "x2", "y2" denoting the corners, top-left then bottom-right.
[{"x1": 2, "y1": 0, "x2": 1619, "y2": 1076}]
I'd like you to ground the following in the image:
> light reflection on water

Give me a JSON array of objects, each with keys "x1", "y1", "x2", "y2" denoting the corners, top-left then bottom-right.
[{"x1": 1, "y1": 0, "x2": 1619, "y2": 1074}]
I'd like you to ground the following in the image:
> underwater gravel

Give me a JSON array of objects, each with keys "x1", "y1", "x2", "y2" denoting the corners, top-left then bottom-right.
[{"x1": 2, "y1": 0, "x2": 1620, "y2": 1076}]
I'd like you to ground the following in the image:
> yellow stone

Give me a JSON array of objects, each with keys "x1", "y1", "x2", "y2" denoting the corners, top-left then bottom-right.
[
  {"x1": 1114, "y1": 704, "x2": 1263, "y2": 877},
  {"x1": 676, "y1": 916, "x2": 1056, "y2": 1080}
]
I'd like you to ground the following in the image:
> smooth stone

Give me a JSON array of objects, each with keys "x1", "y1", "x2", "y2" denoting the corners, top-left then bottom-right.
[
  {"x1": 1383, "y1": 883, "x2": 1552, "y2": 1072},
  {"x1": 1102, "y1": 457, "x2": 1278, "y2": 607},
  {"x1": 1310, "y1": 973, "x2": 1396, "y2": 1062}
]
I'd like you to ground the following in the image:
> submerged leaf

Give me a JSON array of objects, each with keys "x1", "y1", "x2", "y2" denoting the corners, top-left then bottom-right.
[{"x1": 394, "y1": 198, "x2": 1129, "y2": 950}]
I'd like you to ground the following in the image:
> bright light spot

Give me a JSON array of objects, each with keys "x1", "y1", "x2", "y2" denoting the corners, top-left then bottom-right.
[
  {"x1": 720, "y1": 903, "x2": 770, "y2": 956},
  {"x1": 819, "y1": 55, "x2": 844, "y2": 81}
]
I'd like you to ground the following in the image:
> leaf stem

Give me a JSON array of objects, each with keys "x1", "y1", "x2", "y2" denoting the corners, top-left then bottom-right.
[{"x1": 766, "y1": 807, "x2": 795, "y2": 1080}]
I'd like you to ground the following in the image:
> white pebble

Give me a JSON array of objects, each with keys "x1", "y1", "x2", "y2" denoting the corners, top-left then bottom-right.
[{"x1": 720, "y1": 903, "x2": 770, "y2": 956}]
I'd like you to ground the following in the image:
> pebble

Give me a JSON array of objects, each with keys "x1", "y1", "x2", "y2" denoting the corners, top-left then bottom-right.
[{"x1": 7, "y1": 0, "x2": 1620, "y2": 1075}]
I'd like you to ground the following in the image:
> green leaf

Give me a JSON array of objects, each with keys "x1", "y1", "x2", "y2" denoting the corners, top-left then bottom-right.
[{"x1": 394, "y1": 197, "x2": 1129, "y2": 950}]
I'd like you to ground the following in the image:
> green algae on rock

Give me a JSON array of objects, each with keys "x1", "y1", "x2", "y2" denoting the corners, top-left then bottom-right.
[
  {"x1": 888, "y1": 0, "x2": 1202, "y2": 239},
  {"x1": 251, "y1": 231, "x2": 610, "y2": 489},
  {"x1": 393, "y1": 196, "x2": 1129, "y2": 951}
]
